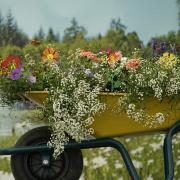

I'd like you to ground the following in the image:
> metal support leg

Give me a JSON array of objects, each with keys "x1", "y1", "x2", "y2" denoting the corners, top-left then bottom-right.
[
  {"x1": 163, "y1": 120, "x2": 180, "y2": 180},
  {"x1": 65, "y1": 138, "x2": 140, "y2": 180}
]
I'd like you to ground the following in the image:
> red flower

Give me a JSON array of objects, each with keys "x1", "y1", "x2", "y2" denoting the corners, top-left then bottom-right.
[{"x1": 1, "y1": 55, "x2": 21, "y2": 71}]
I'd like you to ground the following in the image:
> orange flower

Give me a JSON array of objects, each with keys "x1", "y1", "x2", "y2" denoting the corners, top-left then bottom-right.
[
  {"x1": 125, "y1": 59, "x2": 141, "y2": 70},
  {"x1": 108, "y1": 51, "x2": 122, "y2": 64},
  {"x1": 42, "y1": 48, "x2": 59, "y2": 62},
  {"x1": 31, "y1": 39, "x2": 41, "y2": 45}
]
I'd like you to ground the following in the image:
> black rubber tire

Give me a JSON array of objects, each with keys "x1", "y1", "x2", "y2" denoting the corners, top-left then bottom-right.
[{"x1": 11, "y1": 126, "x2": 83, "y2": 180}]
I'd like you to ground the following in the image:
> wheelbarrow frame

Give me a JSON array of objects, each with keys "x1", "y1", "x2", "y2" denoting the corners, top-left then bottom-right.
[{"x1": 0, "y1": 121, "x2": 179, "y2": 180}]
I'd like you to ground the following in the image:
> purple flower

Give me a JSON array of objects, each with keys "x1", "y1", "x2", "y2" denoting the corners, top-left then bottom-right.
[
  {"x1": 84, "y1": 69, "x2": 94, "y2": 78},
  {"x1": 9, "y1": 67, "x2": 21, "y2": 80},
  {"x1": 27, "y1": 75, "x2": 36, "y2": 84},
  {"x1": 160, "y1": 42, "x2": 167, "y2": 52},
  {"x1": 170, "y1": 43, "x2": 176, "y2": 54},
  {"x1": 151, "y1": 40, "x2": 158, "y2": 50}
]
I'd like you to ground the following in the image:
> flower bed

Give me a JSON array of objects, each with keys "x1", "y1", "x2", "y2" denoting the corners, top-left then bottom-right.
[{"x1": 0, "y1": 43, "x2": 180, "y2": 156}]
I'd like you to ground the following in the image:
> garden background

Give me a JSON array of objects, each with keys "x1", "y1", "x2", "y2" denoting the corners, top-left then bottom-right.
[{"x1": 0, "y1": 0, "x2": 180, "y2": 179}]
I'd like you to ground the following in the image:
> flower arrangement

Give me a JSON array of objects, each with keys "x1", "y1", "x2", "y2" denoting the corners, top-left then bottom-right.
[{"x1": 0, "y1": 42, "x2": 179, "y2": 156}]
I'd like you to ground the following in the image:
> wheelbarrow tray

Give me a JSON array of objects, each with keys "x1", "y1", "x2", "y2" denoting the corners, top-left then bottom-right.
[{"x1": 23, "y1": 91, "x2": 180, "y2": 138}]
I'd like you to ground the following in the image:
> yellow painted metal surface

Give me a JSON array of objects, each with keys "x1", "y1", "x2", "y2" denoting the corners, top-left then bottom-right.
[{"x1": 24, "y1": 91, "x2": 180, "y2": 138}]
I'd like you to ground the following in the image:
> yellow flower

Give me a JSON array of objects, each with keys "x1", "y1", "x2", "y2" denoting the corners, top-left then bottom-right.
[
  {"x1": 42, "y1": 48, "x2": 59, "y2": 62},
  {"x1": 159, "y1": 52, "x2": 177, "y2": 69}
]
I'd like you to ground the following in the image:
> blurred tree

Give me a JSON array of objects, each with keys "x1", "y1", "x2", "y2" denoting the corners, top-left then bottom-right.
[
  {"x1": 0, "y1": 11, "x2": 4, "y2": 46},
  {"x1": 98, "y1": 33, "x2": 102, "y2": 39},
  {"x1": 126, "y1": 31, "x2": 142, "y2": 54},
  {"x1": 104, "y1": 18, "x2": 142, "y2": 55},
  {"x1": 1, "y1": 10, "x2": 28, "y2": 47},
  {"x1": 63, "y1": 18, "x2": 87, "y2": 44},
  {"x1": 110, "y1": 18, "x2": 126, "y2": 31},
  {"x1": 177, "y1": 0, "x2": 180, "y2": 27},
  {"x1": 69, "y1": 32, "x2": 87, "y2": 50},
  {"x1": 34, "y1": 26, "x2": 45, "y2": 41},
  {"x1": 46, "y1": 27, "x2": 59, "y2": 42}
]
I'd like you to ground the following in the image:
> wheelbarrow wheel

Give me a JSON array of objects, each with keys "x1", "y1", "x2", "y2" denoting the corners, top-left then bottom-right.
[{"x1": 11, "y1": 126, "x2": 83, "y2": 180}]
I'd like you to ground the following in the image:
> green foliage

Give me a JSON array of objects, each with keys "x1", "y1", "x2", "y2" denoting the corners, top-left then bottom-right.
[
  {"x1": 0, "y1": 10, "x2": 28, "y2": 47},
  {"x1": 0, "y1": 45, "x2": 23, "y2": 58}
]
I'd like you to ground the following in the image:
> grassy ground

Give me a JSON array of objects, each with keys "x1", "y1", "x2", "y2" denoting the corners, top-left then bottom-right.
[
  {"x1": 0, "y1": 135, "x2": 19, "y2": 173},
  {"x1": 0, "y1": 133, "x2": 179, "y2": 179},
  {"x1": 82, "y1": 133, "x2": 180, "y2": 180}
]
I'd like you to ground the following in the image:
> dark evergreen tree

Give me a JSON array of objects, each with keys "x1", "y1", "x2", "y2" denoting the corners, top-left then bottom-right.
[
  {"x1": 0, "y1": 12, "x2": 4, "y2": 46},
  {"x1": 36, "y1": 26, "x2": 45, "y2": 41},
  {"x1": 46, "y1": 27, "x2": 59, "y2": 42},
  {"x1": 178, "y1": 0, "x2": 180, "y2": 27},
  {"x1": 110, "y1": 18, "x2": 126, "y2": 31},
  {"x1": 1, "y1": 10, "x2": 28, "y2": 47},
  {"x1": 63, "y1": 18, "x2": 87, "y2": 44}
]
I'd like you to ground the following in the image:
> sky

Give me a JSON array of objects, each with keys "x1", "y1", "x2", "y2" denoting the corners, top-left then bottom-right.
[{"x1": 0, "y1": 0, "x2": 179, "y2": 44}]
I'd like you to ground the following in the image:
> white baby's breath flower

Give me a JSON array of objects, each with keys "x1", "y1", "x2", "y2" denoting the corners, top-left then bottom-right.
[{"x1": 46, "y1": 65, "x2": 106, "y2": 157}]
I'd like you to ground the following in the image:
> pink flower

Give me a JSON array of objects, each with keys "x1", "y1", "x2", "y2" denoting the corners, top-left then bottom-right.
[
  {"x1": 80, "y1": 50, "x2": 99, "y2": 62},
  {"x1": 125, "y1": 59, "x2": 141, "y2": 70},
  {"x1": 100, "y1": 48, "x2": 113, "y2": 54}
]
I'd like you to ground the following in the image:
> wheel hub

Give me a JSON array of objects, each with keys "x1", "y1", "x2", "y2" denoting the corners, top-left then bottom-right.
[
  {"x1": 42, "y1": 159, "x2": 50, "y2": 166},
  {"x1": 28, "y1": 152, "x2": 69, "y2": 180}
]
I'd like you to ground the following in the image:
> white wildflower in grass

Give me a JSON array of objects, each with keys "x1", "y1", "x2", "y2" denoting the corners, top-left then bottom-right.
[
  {"x1": 146, "y1": 175, "x2": 153, "y2": 180},
  {"x1": 131, "y1": 146, "x2": 144, "y2": 155},
  {"x1": 132, "y1": 160, "x2": 142, "y2": 169},
  {"x1": 79, "y1": 174, "x2": 85, "y2": 180},
  {"x1": 83, "y1": 157, "x2": 88, "y2": 166},
  {"x1": 176, "y1": 160, "x2": 180, "y2": 166},
  {"x1": 149, "y1": 143, "x2": 162, "y2": 151},
  {"x1": 118, "y1": 178, "x2": 123, "y2": 180},
  {"x1": 114, "y1": 160, "x2": 123, "y2": 169},
  {"x1": 91, "y1": 156, "x2": 107, "y2": 168},
  {"x1": 125, "y1": 138, "x2": 131, "y2": 142},
  {"x1": 101, "y1": 147, "x2": 112, "y2": 153},
  {"x1": 147, "y1": 159, "x2": 154, "y2": 166}
]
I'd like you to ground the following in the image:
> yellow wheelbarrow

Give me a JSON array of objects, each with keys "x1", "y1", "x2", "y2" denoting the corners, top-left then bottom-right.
[{"x1": 0, "y1": 91, "x2": 179, "y2": 180}]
